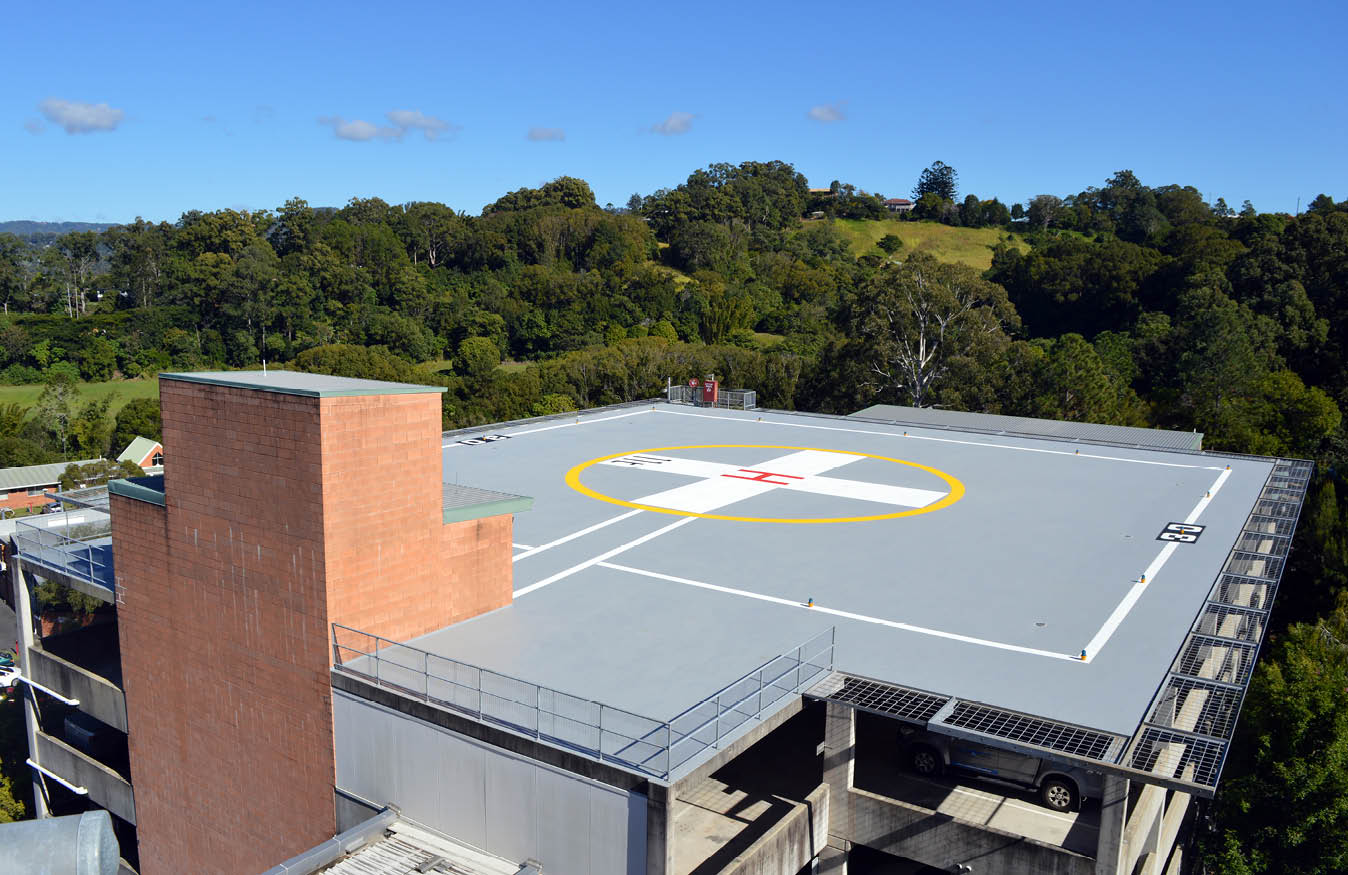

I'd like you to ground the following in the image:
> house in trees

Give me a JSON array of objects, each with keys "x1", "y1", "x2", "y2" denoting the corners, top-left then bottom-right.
[
  {"x1": 884, "y1": 197, "x2": 915, "y2": 213},
  {"x1": 116, "y1": 436, "x2": 164, "y2": 474}
]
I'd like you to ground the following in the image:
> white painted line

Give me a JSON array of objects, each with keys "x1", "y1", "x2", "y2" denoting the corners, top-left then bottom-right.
[
  {"x1": 1081, "y1": 467, "x2": 1233, "y2": 661},
  {"x1": 513, "y1": 517, "x2": 696, "y2": 597},
  {"x1": 444, "y1": 407, "x2": 654, "y2": 447},
  {"x1": 599, "y1": 562, "x2": 1082, "y2": 662},
  {"x1": 511, "y1": 543, "x2": 535, "y2": 550},
  {"x1": 652, "y1": 408, "x2": 1220, "y2": 470},
  {"x1": 512, "y1": 509, "x2": 643, "y2": 562},
  {"x1": 790, "y1": 475, "x2": 946, "y2": 508},
  {"x1": 630, "y1": 449, "x2": 866, "y2": 514}
]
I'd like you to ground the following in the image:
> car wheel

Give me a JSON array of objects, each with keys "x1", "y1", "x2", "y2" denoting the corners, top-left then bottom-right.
[
  {"x1": 1041, "y1": 777, "x2": 1078, "y2": 812},
  {"x1": 910, "y1": 745, "x2": 942, "y2": 776}
]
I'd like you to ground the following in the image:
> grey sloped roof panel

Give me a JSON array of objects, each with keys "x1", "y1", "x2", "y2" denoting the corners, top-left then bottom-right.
[
  {"x1": 850, "y1": 404, "x2": 1204, "y2": 451},
  {"x1": 0, "y1": 459, "x2": 103, "y2": 492},
  {"x1": 442, "y1": 483, "x2": 533, "y2": 524}
]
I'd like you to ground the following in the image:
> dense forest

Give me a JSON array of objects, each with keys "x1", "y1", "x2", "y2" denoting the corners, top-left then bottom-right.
[{"x1": 1, "y1": 160, "x2": 1347, "y2": 871}]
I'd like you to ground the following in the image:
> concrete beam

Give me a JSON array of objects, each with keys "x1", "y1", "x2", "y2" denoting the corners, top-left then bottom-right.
[
  {"x1": 672, "y1": 697, "x2": 803, "y2": 793},
  {"x1": 823, "y1": 701, "x2": 855, "y2": 846},
  {"x1": 26, "y1": 645, "x2": 127, "y2": 733},
  {"x1": 34, "y1": 730, "x2": 135, "y2": 825},
  {"x1": 718, "y1": 783, "x2": 829, "y2": 875},
  {"x1": 1095, "y1": 774, "x2": 1128, "y2": 875},
  {"x1": 1121, "y1": 784, "x2": 1164, "y2": 874}
]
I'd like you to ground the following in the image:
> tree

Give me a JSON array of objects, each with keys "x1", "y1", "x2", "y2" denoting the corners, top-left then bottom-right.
[
  {"x1": 58, "y1": 459, "x2": 143, "y2": 490},
  {"x1": 458, "y1": 336, "x2": 501, "y2": 378},
  {"x1": 1201, "y1": 593, "x2": 1348, "y2": 874},
  {"x1": 851, "y1": 252, "x2": 1019, "y2": 407},
  {"x1": 111, "y1": 398, "x2": 161, "y2": 453},
  {"x1": 34, "y1": 370, "x2": 79, "y2": 455},
  {"x1": 876, "y1": 234, "x2": 904, "y2": 255},
  {"x1": 1027, "y1": 195, "x2": 1061, "y2": 230},
  {"x1": 913, "y1": 161, "x2": 958, "y2": 202}
]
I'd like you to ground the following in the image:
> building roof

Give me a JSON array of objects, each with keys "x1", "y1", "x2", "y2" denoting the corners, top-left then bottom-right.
[
  {"x1": 441, "y1": 483, "x2": 533, "y2": 524},
  {"x1": 318, "y1": 821, "x2": 523, "y2": 875},
  {"x1": 115, "y1": 436, "x2": 160, "y2": 465},
  {"x1": 884, "y1": 198, "x2": 913, "y2": 205},
  {"x1": 327, "y1": 402, "x2": 1304, "y2": 787},
  {"x1": 160, "y1": 370, "x2": 447, "y2": 398},
  {"x1": 852, "y1": 404, "x2": 1204, "y2": 451},
  {"x1": 0, "y1": 459, "x2": 103, "y2": 492}
]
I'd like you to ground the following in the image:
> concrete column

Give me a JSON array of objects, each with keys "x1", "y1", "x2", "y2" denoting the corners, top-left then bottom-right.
[
  {"x1": 822, "y1": 702, "x2": 856, "y2": 849},
  {"x1": 12, "y1": 558, "x2": 48, "y2": 818},
  {"x1": 646, "y1": 782, "x2": 675, "y2": 875},
  {"x1": 815, "y1": 844, "x2": 848, "y2": 874},
  {"x1": 1094, "y1": 773, "x2": 1129, "y2": 875}
]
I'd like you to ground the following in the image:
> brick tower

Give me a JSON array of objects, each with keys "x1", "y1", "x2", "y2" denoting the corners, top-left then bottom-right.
[{"x1": 109, "y1": 372, "x2": 516, "y2": 874}]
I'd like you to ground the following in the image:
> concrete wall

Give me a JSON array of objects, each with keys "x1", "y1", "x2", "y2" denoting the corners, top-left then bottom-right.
[
  {"x1": 26, "y1": 644, "x2": 127, "y2": 733},
  {"x1": 849, "y1": 789, "x2": 1094, "y2": 875},
  {"x1": 719, "y1": 783, "x2": 829, "y2": 875},
  {"x1": 333, "y1": 690, "x2": 646, "y2": 874},
  {"x1": 35, "y1": 730, "x2": 136, "y2": 825}
]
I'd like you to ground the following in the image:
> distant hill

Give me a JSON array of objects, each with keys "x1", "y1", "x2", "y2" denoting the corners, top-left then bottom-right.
[
  {"x1": 0, "y1": 220, "x2": 120, "y2": 241},
  {"x1": 825, "y1": 218, "x2": 1030, "y2": 270}
]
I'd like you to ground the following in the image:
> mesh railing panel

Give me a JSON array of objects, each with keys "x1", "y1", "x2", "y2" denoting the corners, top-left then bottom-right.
[{"x1": 938, "y1": 702, "x2": 1120, "y2": 760}]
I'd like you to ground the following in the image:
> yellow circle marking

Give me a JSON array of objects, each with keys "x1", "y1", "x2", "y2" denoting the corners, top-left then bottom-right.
[{"x1": 565, "y1": 444, "x2": 965, "y2": 524}]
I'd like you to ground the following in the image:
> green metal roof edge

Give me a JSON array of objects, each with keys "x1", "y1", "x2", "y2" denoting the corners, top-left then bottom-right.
[
  {"x1": 443, "y1": 495, "x2": 533, "y2": 525},
  {"x1": 108, "y1": 478, "x2": 166, "y2": 507},
  {"x1": 160, "y1": 372, "x2": 447, "y2": 397}
]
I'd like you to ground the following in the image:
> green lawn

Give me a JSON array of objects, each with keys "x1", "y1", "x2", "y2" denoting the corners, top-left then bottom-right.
[
  {"x1": 0, "y1": 378, "x2": 159, "y2": 415},
  {"x1": 828, "y1": 219, "x2": 1029, "y2": 270}
]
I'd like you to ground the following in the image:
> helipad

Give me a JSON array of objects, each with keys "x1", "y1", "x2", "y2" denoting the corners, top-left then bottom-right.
[{"x1": 410, "y1": 401, "x2": 1295, "y2": 775}]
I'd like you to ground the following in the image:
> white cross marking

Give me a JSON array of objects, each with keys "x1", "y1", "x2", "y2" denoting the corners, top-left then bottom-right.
[{"x1": 601, "y1": 450, "x2": 947, "y2": 515}]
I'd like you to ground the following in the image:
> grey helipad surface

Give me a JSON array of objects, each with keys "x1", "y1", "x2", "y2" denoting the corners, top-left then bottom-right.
[{"x1": 413, "y1": 404, "x2": 1271, "y2": 741}]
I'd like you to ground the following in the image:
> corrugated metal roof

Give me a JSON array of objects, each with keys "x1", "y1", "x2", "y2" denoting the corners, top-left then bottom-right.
[
  {"x1": 442, "y1": 483, "x2": 533, "y2": 524},
  {"x1": 850, "y1": 404, "x2": 1204, "y2": 451},
  {"x1": 321, "y1": 821, "x2": 521, "y2": 875},
  {"x1": 0, "y1": 459, "x2": 103, "y2": 492},
  {"x1": 116, "y1": 436, "x2": 160, "y2": 465}
]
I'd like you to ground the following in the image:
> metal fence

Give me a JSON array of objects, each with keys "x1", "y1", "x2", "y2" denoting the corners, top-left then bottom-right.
[
  {"x1": 331, "y1": 623, "x2": 833, "y2": 781},
  {"x1": 666, "y1": 386, "x2": 758, "y2": 410},
  {"x1": 12, "y1": 511, "x2": 114, "y2": 592}
]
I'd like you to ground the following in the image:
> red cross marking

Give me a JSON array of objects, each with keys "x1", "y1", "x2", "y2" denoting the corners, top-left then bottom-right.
[{"x1": 721, "y1": 469, "x2": 804, "y2": 486}]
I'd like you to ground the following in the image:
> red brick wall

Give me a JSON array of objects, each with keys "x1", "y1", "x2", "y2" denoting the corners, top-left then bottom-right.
[
  {"x1": 116, "y1": 381, "x2": 336, "y2": 875},
  {"x1": 114, "y1": 380, "x2": 516, "y2": 874},
  {"x1": 0, "y1": 489, "x2": 56, "y2": 511},
  {"x1": 438, "y1": 515, "x2": 513, "y2": 629}
]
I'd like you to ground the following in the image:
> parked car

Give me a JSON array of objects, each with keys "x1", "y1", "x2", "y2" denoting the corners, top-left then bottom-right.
[{"x1": 899, "y1": 725, "x2": 1102, "y2": 812}]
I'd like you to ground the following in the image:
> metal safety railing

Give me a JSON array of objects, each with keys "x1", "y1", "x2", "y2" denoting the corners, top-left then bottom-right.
[
  {"x1": 331, "y1": 623, "x2": 833, "y2": 781},
  {"x1": 12, "y1": 510, "x2": 114, "y2": 592},
  {"x1": 666, "y1": 386, "x2": 758, "y2": 410}
]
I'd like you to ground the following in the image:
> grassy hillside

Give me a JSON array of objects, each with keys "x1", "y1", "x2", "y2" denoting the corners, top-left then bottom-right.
[
  {"x1": 826, "y1": 218, "x2": 1029, "y2": 270},
  {"x1": 0, "y1": 378, "x2": 158, "y2": 415}
]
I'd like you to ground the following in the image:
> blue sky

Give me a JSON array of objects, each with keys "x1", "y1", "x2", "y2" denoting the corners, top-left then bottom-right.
[{"x1": 4, "y1": 0, "x2": 1344, "y2": 223}]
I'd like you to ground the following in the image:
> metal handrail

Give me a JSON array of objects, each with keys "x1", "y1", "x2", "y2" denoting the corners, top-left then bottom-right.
[
  {"x1": 12, "y1": 511, "x2": 113, "y2": 588},
  {"x1": 330, "y1": 622, "x2": 834, "y2": 780}
]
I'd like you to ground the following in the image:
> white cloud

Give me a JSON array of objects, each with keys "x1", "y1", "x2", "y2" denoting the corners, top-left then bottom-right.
[
  {"x1": 319, "y1": 110, "x2": 458, "y2": 142},
  {"x1": 319, "y1": 115, "x2": 402, "y2": 141},
  {"x1": 527, "y1": 126, "x2": 565, "y2": 142},
  {"x1": 38, "y1": 98, "x2": 124, "y2": 134},
  {"x1": 386, "y1": 109, "x2": 457, "y2": 141},
  {"x1": 651, "y1": 111, "x2": 694, "y2": 136},
  {"x1": 808, "y1": 102, "x2": 847, "y2": 123},
  {"x1": 23, "y1": 119, "x2": 45, "y2": 135}
]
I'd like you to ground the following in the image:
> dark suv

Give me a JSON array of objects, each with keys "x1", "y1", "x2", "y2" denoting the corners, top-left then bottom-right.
[{"x1": 899, "y1": 725, "x2": 1101, "y2": 812}]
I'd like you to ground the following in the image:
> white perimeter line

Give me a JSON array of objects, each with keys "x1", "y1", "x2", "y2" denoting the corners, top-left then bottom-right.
[
  {"x1": 1081, "y1": 467, "x2": 1234, "y2": 661},
  {"x1": 513, "y1": 517, "x2": 695, "y2": 597},
  {"x1": 512, "y1": 543, "x2": 535, "y2": 550},
  {"x1": 599, "y1": 561, "x2": 1081, "y2": 662},
  {"x1": 512, "y1": 509, "x2": 643, "y2": 562},
  {"x1": 653, "y1": 408, "x2": 1221, "y2": 471},
  {"x1": 443, "y1": 407, "x2": 654, "y2": 447}
]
